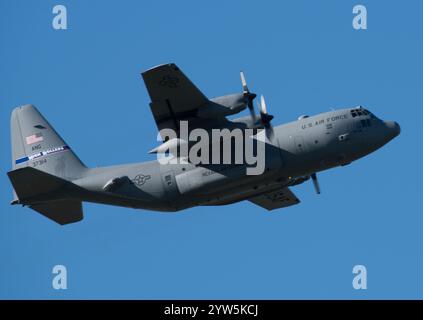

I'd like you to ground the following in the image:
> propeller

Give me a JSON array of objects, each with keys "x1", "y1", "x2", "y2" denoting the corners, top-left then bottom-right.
[
  {"x1": 240, "y1": 72, "x2": 275, "y2": 136},
  {"x1": 258, "y1": 95, "x2": 274, "y2": 139},
  {"x1": 240, "y1": 71, "x2": 257, "y2": 125},
  {"x1": 310, "y1": 172, "x2": 321, "y2": 194}
]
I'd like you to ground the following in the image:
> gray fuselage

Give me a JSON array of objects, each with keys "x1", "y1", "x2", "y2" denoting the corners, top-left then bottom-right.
[{"x1": 71, "y1": 107, "x2": 400, "y2": 212}]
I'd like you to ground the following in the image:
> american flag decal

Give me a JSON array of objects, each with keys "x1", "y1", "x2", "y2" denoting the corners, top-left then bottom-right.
[{"x1": 25, "y1": 133, "x2": 43, "y2": 145}]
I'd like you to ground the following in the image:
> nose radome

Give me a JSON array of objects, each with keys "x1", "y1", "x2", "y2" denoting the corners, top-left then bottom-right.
[{"x1": 384, "y1": 121, "x2": 401, "y2": 137}]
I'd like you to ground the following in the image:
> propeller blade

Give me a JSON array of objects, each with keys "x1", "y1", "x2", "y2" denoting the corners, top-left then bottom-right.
[
  {"x1": 311, "y1": 173, "x2": 321, "y2": 194},
  {"x1": 260, "y1": 95, "x2": 267, "y2": 114},
  {"x1": 258, "y1": 95, "x2": 274, "y2": 140},
  {"x1": 240, "y1": 71, "x2": 257, "y2": 125},
  {"x1": 259, "y1": 95, "x2": 274, "y2": 127},
  {"x1": 267, "y1": 126, "x2": 275, "y2": 140},
  {"x1": 240, "y1": 71, "x2": 248, "y2": 94}
]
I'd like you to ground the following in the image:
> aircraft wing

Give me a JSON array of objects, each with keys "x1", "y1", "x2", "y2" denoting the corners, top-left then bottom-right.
[
  {"x1": 248, "y1": 187, "x2": 300, "y2": 210},
  {"x1": 142, "y1": 63, "x2": 226, "y2": 138}
]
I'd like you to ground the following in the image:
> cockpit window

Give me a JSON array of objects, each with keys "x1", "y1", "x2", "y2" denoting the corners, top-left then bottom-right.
[{"x1": 351, "y1": 108, "x2": 372, "y2": 118}]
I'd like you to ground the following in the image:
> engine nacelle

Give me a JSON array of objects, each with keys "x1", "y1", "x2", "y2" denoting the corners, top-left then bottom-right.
[
  {"x1": 148, "y1": 138, "x2": 188, "y2": 154},
  {"x1": 197, "y1": 93, "x2": 247, "y2": 118}
]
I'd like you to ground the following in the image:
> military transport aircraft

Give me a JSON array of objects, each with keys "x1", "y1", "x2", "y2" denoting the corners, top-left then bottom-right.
[{"x1": 7, "y1": 63, "x2": 400, "y2": 224}]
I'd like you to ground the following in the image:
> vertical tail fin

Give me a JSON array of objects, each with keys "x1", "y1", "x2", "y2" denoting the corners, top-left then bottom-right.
[
  {"x1": 9, "y1": 105, "x2": 87, "y2": 224},
  {"x1": 11, "y1": 104, "x2": 87, "y2": 180}
]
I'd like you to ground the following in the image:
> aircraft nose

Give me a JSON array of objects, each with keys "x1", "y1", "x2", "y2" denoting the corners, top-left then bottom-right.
[{"x1": 384, "y1": 121, "x2": 401, "y2": 137}]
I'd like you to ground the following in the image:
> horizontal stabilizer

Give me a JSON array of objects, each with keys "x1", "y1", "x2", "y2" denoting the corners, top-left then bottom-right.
[
  {"x1": 7, "y1": 167, "x2": 84, "y2": 225},
  {"x1": 30, "y1": 200, "x2": 83, "y2": 225},
  {"x1": 7, "y1": 167, "x2": 71, "y2": 202}
]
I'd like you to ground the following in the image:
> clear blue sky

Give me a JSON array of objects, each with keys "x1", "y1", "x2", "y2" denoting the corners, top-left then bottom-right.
[{"x1": 0, "y1": 0, "x2": 421, "y2": 299}]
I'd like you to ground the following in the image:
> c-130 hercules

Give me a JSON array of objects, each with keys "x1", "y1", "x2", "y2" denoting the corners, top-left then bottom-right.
[{"x1": 7, "y1": 63, "x2": 400, "y2": 225}]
